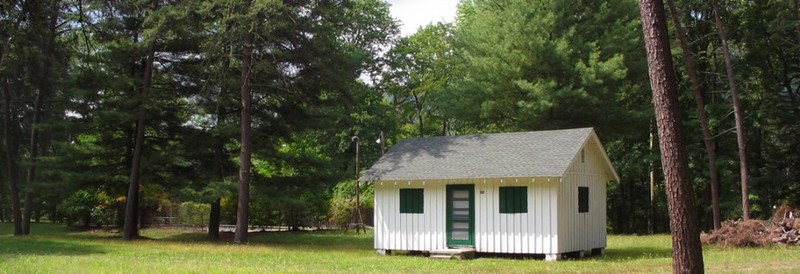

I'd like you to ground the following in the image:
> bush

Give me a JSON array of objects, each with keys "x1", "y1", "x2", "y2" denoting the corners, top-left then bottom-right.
[
  {"x1": 57, "y1": 189, "x2": 115, "y2": 227},
  {"x1": 177, "y1": 202, "x2": 210, "y2": 226},
  {"x1": 328, "y1": 180, "x2": 373, "y2": 228}
]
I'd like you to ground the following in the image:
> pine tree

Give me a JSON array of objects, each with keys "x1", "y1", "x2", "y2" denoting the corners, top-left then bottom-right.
[{"x1": 638, "y1": 0, "x2": 704, "y2": 272}]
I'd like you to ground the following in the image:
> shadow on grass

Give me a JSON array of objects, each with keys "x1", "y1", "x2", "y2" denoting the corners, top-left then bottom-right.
[
  {"x1": 152, "y1": 229, "x2": 672, "y2": 258},
  {"x1": 0, "y1": 238, "x2": 105, "y2": 256},
  {"x1": 599, "y1": 246, "x2": 672, "y2": 261},
  {"x1": 153, "y1": 229, "x2": 374, "y2": 251}
]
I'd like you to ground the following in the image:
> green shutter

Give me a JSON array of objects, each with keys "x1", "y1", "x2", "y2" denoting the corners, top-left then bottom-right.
[
  {"x1": 499, "y1": 186, "x2": 527, "y2": 214},
  {"x1": 578, "y1": 186, "x2": 589, "y2": 213},
  {"x1": 400, "y1": 188, "x2": 424, "y2": 214}
]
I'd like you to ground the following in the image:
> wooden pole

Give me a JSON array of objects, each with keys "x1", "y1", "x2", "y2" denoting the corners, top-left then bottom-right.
[
  {"x1": 352, "y1": 136, "x2": 364, "y2": 233},
  {"x1": 379, "y1": 131, "x2": 385, "y2": 155}
]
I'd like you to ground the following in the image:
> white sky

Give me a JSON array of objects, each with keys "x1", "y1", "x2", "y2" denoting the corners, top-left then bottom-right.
[{"x1": 385, "y1": 0, "x2": 460, "y2": 36}]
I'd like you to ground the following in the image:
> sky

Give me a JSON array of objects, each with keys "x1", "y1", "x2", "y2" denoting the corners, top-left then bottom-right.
[{"x1": 385, "y1": 0, "x2": 460, "y2": 36}]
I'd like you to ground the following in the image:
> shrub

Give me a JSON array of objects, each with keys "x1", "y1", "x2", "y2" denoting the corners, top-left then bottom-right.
[
  {"x1": 177, "y1": 202, "x2": 211, "y2": 226},
  {"x1": 328, "y1": 180, "x2": 373, "y2": 228},
  {"x1": 57, "y1": 189, "x2": 115, "y2": 227}
]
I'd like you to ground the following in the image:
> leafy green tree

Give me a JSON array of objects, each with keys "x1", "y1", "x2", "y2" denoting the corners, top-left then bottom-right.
[
  {"x1": 57, "y1": 188, "x2": 115, "y2": 227},
  {"x1": 382, "y1": 23, "x2": 461, "y2": 137}
]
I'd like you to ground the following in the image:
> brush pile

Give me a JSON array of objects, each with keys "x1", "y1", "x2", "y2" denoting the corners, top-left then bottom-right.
[{"x1": 700, "y1": 204, "x2": 800, "y2": 247}]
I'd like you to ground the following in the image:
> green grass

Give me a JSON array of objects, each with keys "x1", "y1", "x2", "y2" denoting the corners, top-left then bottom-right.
[{"x1": 1, "y1": 223, "x2": 798, "y2": 273}]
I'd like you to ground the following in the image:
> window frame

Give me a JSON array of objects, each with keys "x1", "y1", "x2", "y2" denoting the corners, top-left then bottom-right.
[
  {"x1": 578, "y1": 186, "x2": 589, "y2": 213},
  {"x1": 399, "y1": 188, "x2": 424, "y2": 214},
  {"x1": 499, "y1": 186, "x2": 528, "y2": 214}
]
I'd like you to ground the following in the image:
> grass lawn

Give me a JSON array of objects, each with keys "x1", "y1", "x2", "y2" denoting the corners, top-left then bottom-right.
[{"x1": 1, "y1": 223, "x2": 799, "y2": 273}]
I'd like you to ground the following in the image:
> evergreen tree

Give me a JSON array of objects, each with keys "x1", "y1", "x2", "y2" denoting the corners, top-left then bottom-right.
[{"x1": 639, "y1": 0, "x2": 704, "y2": 271}]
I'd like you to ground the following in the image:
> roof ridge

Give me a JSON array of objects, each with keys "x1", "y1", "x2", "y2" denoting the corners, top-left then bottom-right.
[{"x1": 403, "y1": 127, "x2": 594, "y2": 140}]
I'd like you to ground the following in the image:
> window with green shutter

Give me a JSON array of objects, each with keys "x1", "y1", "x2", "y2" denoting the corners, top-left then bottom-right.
[
  {"x1": 499, "y1": 186, "x2": 527, "y2": 214},
  {"x1": 399, "y1": 188, "x2": 424, "y2": 214},
  {"x1": 578, "y1": 186, "x2": 589, "y2": 213}
]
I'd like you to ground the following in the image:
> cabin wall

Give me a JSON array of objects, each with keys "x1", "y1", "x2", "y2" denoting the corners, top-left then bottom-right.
[
  {"x1": 474, "y1": 178, "x2": 559, "y2": 254},
  {"x1": 374, "y1": 180, "x2": 447, "y2": 252},
  {"x1": 558, "y1": 141, "x2": 609, "y2": 253},
  {"x1": 373, "y1": 178, "x2": 561, "y2": 254}
]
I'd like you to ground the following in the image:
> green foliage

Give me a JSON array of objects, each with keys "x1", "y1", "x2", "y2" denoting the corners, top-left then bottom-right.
[
  {"x1": 56, "y1": 189, "x2": 115, "y2": 227},
  {"x1": 382, "y1": 22, "x2": 461, "y2": 137},
  {"x1": 453, "y1": 0, "x2": 648, "y2": 132},
  {"x1": 3, "y1": 0, "x2": 799, "y2": 237},
  {"x1": 176, "y1": 202, "x2": 211, "y2": 226},
  {"x1": 328, "y1": 180, "x2": 373, "y2": 227}
]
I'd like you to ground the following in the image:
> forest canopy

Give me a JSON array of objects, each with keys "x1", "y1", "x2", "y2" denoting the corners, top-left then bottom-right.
[{"x1": 0, "y1": 0, "x2": 798, "y2": 237}]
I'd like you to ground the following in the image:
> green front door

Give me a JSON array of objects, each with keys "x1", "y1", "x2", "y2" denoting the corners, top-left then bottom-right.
[{"x1": 446, "y1": 184, "x2": 474, "y2": 247}]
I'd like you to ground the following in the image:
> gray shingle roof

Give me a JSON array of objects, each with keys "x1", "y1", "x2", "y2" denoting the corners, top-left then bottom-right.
[{"x1": 359, "y1": 127, "x2": 598, "y2": 181}]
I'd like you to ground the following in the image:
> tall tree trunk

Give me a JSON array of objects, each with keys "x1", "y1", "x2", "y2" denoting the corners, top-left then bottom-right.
[
  {"x1": 208, "y1": 109, "x2": 226, "y2": 240},
  {"x1": 0, "y1": 155, "x2": 5, "y2": 223},
  {"x1": 0, "y1": 0, "x2": 23, "y2": 229},
  {"x1": 23, "y1": 0, "x2": 61, "y2": 235},
  {"x1": 639, "y1": 0, "x2": 705, "y2": 272},
  {"x1": 3, "y1": 87, "x2": 22, "y2": 235},
  {"x1": 711, "y1": 0, "x2": 750, "y2": 220},
  {"x1": 412, "y1": 91, "x2": 424, "y2": 137},
  {"x1": 234, "y1": 27, "x2": 255, "y2": 245},
  {"x1": 23, "y1": 86, "x2": 44, "y2": 235},
  {"x1": 648, "y1": 122, "x2": 656, "y2": 234},
  {"x1": 209, "y1": 198, "x2": 222, "y2": 240},
  {"x1": 666, "y1": 0, "x2": 722, "y2": 229},
  {"x1": 123, "y1": 35, "x2": 157, "y2": 241},
  {"x1": 794, "y1": 0, "x2": 800, "y2": 44}
]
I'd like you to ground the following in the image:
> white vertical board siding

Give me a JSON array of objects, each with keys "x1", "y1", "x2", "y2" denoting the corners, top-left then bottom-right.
[
  {"x1": 474, "y1": 178, "x2": 558, "y2": 254},
  {"x1": 558, "y1": 140, "x2": 610, "y2": 253},
  {"x1": 374, "y1": 168, "x2": 603, "y2": 255},
  {"x1": 374, "y1": 180, "x2": 447, "y2": 251}
]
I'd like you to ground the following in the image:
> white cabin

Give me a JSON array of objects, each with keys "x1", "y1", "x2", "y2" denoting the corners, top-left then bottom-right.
[{"x1": 359, "y1": 128, "x2": 619, "y2": 261}]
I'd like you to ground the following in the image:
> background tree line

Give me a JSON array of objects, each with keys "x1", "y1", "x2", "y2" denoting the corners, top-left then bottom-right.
[{"x1": 0, "y1": 0, "x2": 798, "y2": 240}]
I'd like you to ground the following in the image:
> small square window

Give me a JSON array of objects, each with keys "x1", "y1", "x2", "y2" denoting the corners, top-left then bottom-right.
[
  {"x1": 578, "y1": 187, "x2": 589, "y2": 213},
  {"x1": 499, "y1": 186, "x2": 527, "y2": 214},
  {"x1": 400, "y1": 188, "x2": 424, "y2": 214}
]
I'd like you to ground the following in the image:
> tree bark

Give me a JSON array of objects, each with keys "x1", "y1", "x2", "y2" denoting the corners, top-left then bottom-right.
[
  {"x1": 794, "y1": 0, "x2": 800, "y2": 44},
  {"x1": 412, "y1": 91, "x2": 424, "y2": 137},
  {"x1": 648, "y1": 122, "x2": 656, "y2": 234},
  {"x1": 23, "y1": 85, "x2": 44, "y2": 235},
  {"x1": 666, "y1": 0, "x2": 722, "y2": 229},
  {"x1": 711, "y1": 0, "x2": 750, "y2": 220},
  {"x1": 123, "y1": 29, "x2": 157, "y2": 241},
  {"x1": 208, "y1": 198, "x2": 221, "y2": 240},
  {"x1": 0, "y1": 0, "x2": 24, "y2": 231},
  {"x1": 234, "y1": 26, "x2": 255, "y2": 245},
  {"x1": 0, "y1": 155, "x2": 5, "y2": 223},
  {"x1": 23, "y1": 0, "x2": 61, "y2": 235},
  {"x1": 3, "y1": 86, "x2": 22, "y2": 235},
  {"x1": 208, "y1": 112, "x2": 226, "y2": 240},
  {"x1": 638, "y1": 0, "x2": 705, "y2": 272}
]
